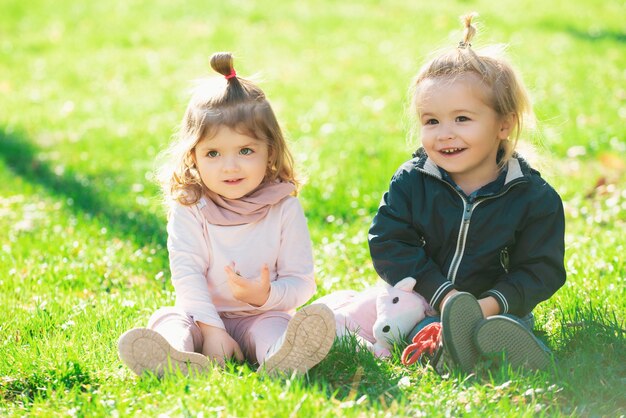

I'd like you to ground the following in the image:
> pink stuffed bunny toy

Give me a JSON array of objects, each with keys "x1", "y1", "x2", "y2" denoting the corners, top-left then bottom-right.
[{"x1": 313, "y1": 277, "x2": 434, "y2": 357}]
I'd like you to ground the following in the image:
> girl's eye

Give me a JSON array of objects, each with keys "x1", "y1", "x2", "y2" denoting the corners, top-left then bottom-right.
[
  {"x1": 456, "y1": 116, "x2": 470, "y2": 122},
  {"x1": 424, "y1": 119, "x2": 438, "y2": 125},
  {"x1": 206, "y1": 150, "x2": 219, "y2": 158},
  {"x1": 240, "y1": 147, "x2": 254, "y2": 156}
]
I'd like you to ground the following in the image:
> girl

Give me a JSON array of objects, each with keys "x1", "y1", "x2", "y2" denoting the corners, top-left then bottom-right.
[
  {"x1": 369, "y1": 14, "x2": 566, "y2": 372},
  {"x1": 118, "y1": 52, "x2": 335, "y2": 377}
]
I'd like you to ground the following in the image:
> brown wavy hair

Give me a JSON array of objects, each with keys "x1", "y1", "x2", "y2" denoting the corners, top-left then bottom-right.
[{"x1": 157, "y1": 52, "x2": 298, "y2": 205}]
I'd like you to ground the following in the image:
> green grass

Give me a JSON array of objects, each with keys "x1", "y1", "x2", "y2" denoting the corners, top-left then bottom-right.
[{"x1": 1, "y1": 0, "x2": 625, "y2": 416}]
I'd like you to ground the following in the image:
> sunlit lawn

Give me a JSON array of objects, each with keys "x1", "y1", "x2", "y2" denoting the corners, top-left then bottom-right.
[{"x1": 1, "y1": 0, "x2": 625, "y2": 416}]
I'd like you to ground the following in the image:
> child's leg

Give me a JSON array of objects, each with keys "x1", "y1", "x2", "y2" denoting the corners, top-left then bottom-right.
[
  {"x1": 222, "y1": 311, "x2": 293, "y2": 363},
  {"x1": 118, "y1": 307, "x2": 208, "y2": 377},
  {"x1": 147, "y1": 307, "x2": 203, "y2": 353},
  {"x1": 408, "y1": 315, "x2": 441, "y2": 341}
]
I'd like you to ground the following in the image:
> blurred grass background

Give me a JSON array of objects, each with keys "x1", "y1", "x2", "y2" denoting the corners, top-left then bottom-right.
[{"x1": 1, "y1": 0, "x2": 625, "y2": 416}]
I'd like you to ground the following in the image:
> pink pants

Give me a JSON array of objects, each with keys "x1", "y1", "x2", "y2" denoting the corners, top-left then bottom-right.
[{"x1": 147, "y1": 307, "x2": 292, "y2": 364}]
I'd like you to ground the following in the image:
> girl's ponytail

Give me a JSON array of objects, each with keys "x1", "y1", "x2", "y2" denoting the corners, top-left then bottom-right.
[{"x1": 210, "y1": 52, "x2": 238, "y2": 81}]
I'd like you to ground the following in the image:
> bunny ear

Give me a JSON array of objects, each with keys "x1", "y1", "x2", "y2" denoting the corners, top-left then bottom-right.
[{"x1": 394, "y1": 277, "x2": 417, "y2": 291}]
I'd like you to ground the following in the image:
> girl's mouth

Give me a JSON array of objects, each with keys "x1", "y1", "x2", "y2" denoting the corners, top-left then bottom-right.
[{"x1": 224, "y1": 178, "x2": 244, "y2": 185}]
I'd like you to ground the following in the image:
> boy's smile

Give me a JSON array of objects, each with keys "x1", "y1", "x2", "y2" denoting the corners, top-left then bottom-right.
[
  {"x1": 440, "y1": 147, "x2": 466, "y2": 155},
  {"x1": 416, "y1": 73, "x2": 512, "y2": 195}
]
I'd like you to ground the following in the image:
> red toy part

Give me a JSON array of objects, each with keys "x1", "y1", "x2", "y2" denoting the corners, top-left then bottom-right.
[{"x1": 401, "y1": 322, "x2": 442, "y2": 365}]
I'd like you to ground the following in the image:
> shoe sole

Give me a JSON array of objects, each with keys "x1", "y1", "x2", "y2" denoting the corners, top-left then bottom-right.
[
  {"x1": 118, "y1": 328, "x2": 209, "y2": 377},
  {"x1": 474, "y1": 316, "x2": 551, "y2": 370},
  {"x1": 441, "y1": 292, "x2": 483, "y2": 373},
  {"x1": 263, "y1": 304, "x2": 336, "y2": 375}
]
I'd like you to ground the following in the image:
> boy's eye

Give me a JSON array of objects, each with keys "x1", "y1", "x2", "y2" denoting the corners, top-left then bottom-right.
[
  {"x1": 456, "y1": 116, "x2": 470, "y2": 122},
  {"x1": 206, "y1": 150, "x2": 219, "y2": 158},
  {"x1": 240, "y1": 147, "x2": 254, "y2": 156}
]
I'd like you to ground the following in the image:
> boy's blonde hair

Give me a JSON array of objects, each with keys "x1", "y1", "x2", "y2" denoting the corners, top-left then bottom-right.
[
  {"x1": 158, "y1": 52, "x2": 298, "y2": 205},
  {"x1": 410, "y1": 13, "x2": 534, "y2": 166}
]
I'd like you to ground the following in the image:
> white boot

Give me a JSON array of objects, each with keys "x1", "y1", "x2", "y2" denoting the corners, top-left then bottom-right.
[
  {"x1": 118, "y1": 328, "x2": 208, "y2": 377},
  {"x1": 262, "y1": 304, "x2": 336, "y2": 375}
]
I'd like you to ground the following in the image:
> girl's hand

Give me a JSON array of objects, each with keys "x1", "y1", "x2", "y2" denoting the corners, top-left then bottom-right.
[
  {"x1": 225, "y1": 263, "x2": 271, "y2": 307},
  {"x1": 198, "y1": 323, "x2": 244, "y2": 366}
]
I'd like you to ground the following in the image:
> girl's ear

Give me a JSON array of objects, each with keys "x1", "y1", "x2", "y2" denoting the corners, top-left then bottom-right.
[
  {"x1": 498, "y1": 113, "x2": 516, "y2": 140},
  {"x1": 266, "y1": 147, "x2": 276, "y2": 173}
]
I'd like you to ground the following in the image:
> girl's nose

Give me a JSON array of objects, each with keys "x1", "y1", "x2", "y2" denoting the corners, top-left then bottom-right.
[{"x1": 222, "y1": 155, "x2": 240, "y2": 172}]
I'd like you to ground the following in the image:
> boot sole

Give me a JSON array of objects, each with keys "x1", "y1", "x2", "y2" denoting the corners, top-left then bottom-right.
[
  {"x1": 263, "y1": 304, "x2": 336, "y2": 375},
  {"x1": 441, "y1": 292, "x2": 483, "y2": 373},
  {"x1": 118, "y1": 328, "x2": 208, "y2": 377},
  {"x1": 474, "y1": 316, "x2": 551, "y2": 370}
]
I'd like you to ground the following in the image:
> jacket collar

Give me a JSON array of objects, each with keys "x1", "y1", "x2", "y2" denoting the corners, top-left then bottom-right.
[{"x1": 412, "y1": 147, "x2": 530, "y2": 186}]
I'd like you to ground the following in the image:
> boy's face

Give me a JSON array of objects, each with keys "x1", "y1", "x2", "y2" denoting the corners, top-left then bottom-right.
[
  {"x1": 194, "y1": 126, "x2": 269, "y2": 199},
  {"x1": 416, "y1": 73, "x2": 512, "y2": 193}
]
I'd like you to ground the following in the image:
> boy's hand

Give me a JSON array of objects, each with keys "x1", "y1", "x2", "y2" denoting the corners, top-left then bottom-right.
[
  {"x1": 478, "y1": 296, "x2": 500, "y2": 317},
  {"x1": 225, "y1": 263, "x2": 271, "y2": 307},
  {"x1": 198, "y1": 323, "x2": 244, "y2": 366}
]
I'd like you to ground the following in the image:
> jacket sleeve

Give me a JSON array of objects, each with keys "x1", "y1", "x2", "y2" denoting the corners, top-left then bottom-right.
[
  {"x1": 167, "y1": 203, "x2": 225, "y2": 329},
  {"x1": 256, "y1": 197, "x2": 316, "y2": 312},
  {"x1": 368, "y1": 170, "x2": 455, "y2": 311},
  {"x1": 481, "y1": 186, "x2": 566, "y2": 317}
]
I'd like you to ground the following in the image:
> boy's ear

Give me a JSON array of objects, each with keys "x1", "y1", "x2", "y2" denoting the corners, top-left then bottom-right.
[{"x1": 498, "y1": 113, "x2": 516, "y2": 140}]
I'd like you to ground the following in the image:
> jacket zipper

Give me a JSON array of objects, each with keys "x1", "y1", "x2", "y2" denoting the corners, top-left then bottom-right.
[
  {"x1": 447, "y1": 198, "x2": 482, "y2": 283},
  {"x1": 415, "y1": 165, "x2": 527, "y2": 284},
  {"x1": 446, "y1": 183, "x2": 528, "y2": 282}
]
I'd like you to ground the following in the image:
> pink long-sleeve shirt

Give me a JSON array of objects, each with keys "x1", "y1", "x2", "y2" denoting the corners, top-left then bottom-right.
[{"x1": 166, "y1": 195, "x2": 316, "y2": 329}]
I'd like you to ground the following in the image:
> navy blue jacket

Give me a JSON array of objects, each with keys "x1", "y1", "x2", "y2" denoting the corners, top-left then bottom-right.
[{"x1": 368, "y1": 148, "x2": 566, "y2": 317}]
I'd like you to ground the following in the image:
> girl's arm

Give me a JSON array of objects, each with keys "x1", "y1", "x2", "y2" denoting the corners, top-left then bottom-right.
[
  {"x1": 480, "y1": 187, "x2": 566, "y2": 317},
  {"x1": 255, "y1": 197, "x2": 316, "y2": 312},
  {"x1": 368, "y1": 169, "x2": 455, "y2": 312},
  {"x1": 167, "y1": 203, "x2": 225, "y2": 330}
]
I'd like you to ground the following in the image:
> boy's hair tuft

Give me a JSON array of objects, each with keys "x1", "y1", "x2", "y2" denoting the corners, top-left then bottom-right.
[
  {"x1": 409, "y1": 12, "x2": 534, "y2": 167},
  {"x1": 460, "y1": 12, "x2": 478, "y2": 47}
]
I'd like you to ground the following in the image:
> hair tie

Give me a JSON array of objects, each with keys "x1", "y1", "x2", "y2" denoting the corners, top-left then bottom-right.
[
  {"x1": 458, "y1": 41, "x2": 471, "y2": 49},
  {"x1": 225, "y1": 69, "x2": 237, "y2": 80}
]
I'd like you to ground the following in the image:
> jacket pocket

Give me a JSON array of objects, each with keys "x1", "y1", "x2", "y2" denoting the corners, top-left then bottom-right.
[{"x1": 499, "y1": 247, "x2": 510, "y2": 274}]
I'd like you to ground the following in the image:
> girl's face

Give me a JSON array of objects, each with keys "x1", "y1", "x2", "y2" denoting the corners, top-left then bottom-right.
[
  {"x1": 194, "y1": 125, "x2": 269, "y2": 199},
  {"x1": 416, "y1": 73, "x2": 512, "y2": 194}
]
